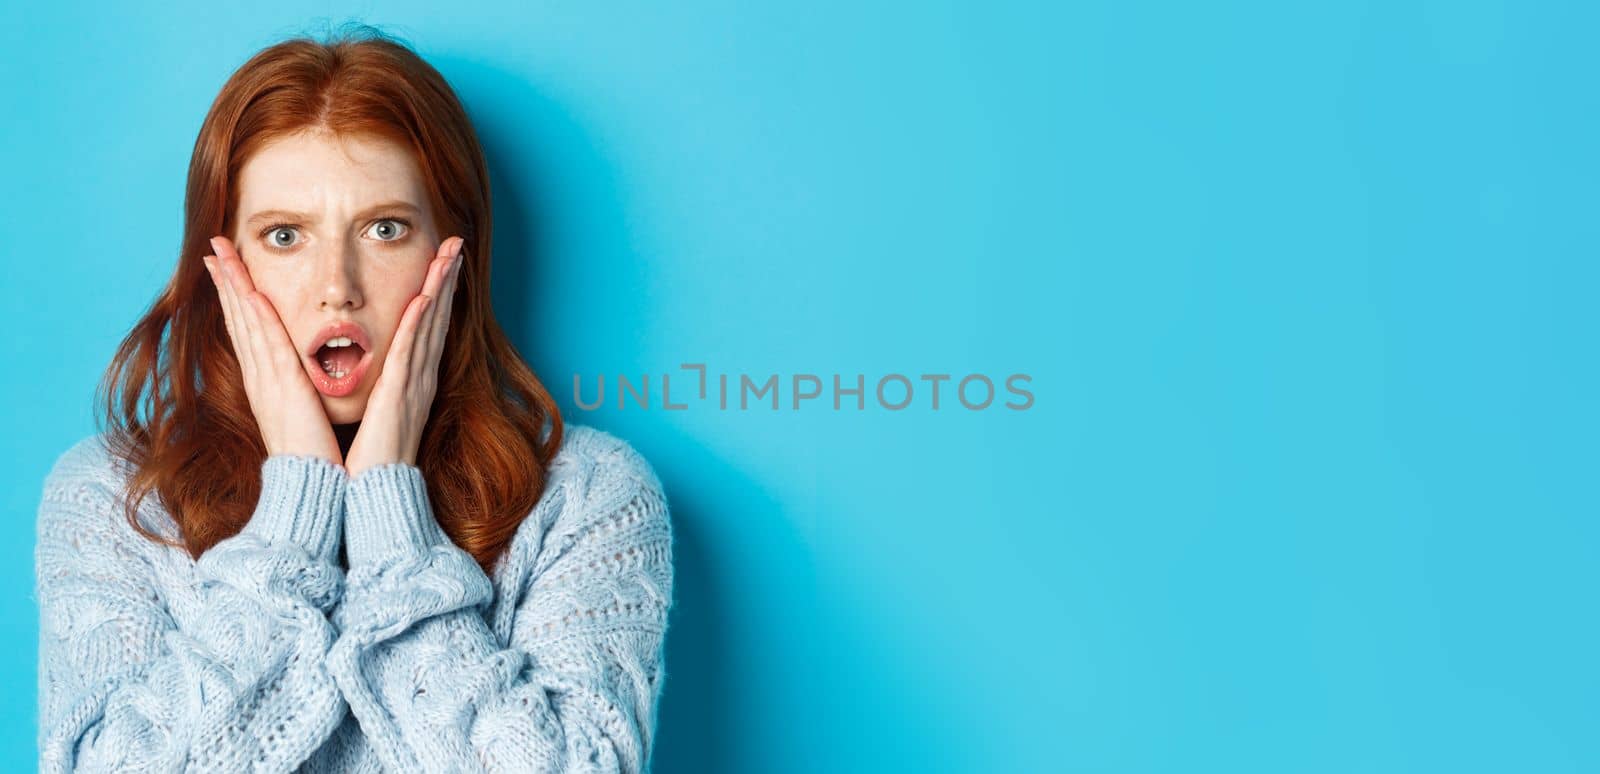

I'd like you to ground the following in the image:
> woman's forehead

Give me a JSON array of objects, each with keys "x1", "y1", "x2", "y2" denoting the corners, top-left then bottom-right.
[{"x1": 236, "y1": 133, "x2": 430, "y2": 219}]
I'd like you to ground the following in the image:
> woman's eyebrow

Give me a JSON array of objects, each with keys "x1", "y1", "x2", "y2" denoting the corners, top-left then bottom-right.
[{"x1": 243, "y1": 200, "x2": 422, "y2": 227}]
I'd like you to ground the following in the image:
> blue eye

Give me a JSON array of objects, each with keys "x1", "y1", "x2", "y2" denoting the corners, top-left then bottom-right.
[
  {"x1": 257, "y1": 217, "x2": 413, "y2": 252},
  {"x1": 368, "y1": 218, "x2": 410, "y2": 242},
  {"x1": 263, "y1": 224, "x2": 299, "y2": 249}
]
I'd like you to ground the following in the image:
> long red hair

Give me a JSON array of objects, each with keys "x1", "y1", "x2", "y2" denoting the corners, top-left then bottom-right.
[{"x1": 95, "y1": 23, "x2": 564, "y2": 574}]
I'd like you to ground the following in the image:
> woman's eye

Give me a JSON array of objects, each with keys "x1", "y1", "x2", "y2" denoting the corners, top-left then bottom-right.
[
  {"x1": 260, "y1": 219, "x2": 409, "y2": 251},
  {"x1": 267, "y1": 226, "x2": 298, "y2": 249},
  {"x1": 368, "y1": 218, "x2": 409, "y2": 242}
]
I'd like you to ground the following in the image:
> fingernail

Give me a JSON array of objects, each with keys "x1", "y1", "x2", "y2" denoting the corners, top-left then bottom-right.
[{"x1": 208, "y1": 236, "x2": 221, "y2": 254}]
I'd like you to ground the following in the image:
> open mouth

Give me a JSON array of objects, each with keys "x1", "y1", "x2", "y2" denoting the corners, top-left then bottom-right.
[
  {"x1": 305, "y1": 322, "x2": 374, "y2": 398},
  {"x1": 315, "y1": 339, "x2": 366, "y2": 380}
]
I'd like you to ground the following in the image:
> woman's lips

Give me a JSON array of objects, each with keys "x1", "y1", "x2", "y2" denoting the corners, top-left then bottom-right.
[
  {"x1": 304, "y1": 320, "x2": 375, "y2": 398},
  {"x1": 306, "y1": 347, "x2": 373, "y2": 398}
]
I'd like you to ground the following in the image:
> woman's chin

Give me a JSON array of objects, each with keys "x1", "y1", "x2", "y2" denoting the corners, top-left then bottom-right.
[{"x1": 321, "y1": 394, "x2": 367, "y2": 425}]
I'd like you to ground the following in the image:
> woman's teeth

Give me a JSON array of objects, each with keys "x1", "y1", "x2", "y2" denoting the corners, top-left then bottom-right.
[{"x1": 319, "y1": 336, "x2": 359, "y2": 378}]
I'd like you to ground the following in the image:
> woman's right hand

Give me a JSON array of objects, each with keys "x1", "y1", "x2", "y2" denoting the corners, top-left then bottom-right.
[{"x1": 202, "y1": 235, "x2": 344, "y2": 466}]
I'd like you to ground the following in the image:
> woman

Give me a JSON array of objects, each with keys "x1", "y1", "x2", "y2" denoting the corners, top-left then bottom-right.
[{"x1": 35, "y1": 25, "x2": 674, "y2": 773}]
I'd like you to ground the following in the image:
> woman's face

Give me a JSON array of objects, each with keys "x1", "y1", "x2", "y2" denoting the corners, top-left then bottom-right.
[{"x1": 229, "y1": 130, "x2": 440, "y2": 424}]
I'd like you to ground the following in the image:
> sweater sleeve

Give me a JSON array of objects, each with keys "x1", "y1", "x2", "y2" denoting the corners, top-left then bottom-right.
[
  {"x1": 35, "y1": 442, "x2": 352, "y2": 773},
  {"x1": 327, "y1": 444, "x2": 674, "y2": 773}
]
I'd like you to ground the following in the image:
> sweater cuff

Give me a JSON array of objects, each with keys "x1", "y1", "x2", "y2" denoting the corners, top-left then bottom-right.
[
  {"x1": 243, "y1": 454, "x2": 348, "y2": 562},
  {"x1": 343, "y1": 462, "x2": 450, "y2": 565}
]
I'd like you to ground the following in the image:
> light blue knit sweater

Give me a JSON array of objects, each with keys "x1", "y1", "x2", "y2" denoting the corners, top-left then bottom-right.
[{"x1": 34, "y1": 424, "x2": 674, "y2": 773}]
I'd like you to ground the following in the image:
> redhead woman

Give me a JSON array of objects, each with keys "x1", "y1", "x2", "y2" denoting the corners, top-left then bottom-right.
[{"x1": 34, "y1": 25, "x2": 674, "y2": 773}]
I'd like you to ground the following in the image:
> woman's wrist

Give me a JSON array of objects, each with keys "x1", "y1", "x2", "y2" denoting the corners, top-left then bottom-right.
[
  {"x1": 243, "y1": 453, "x2": 348, "y2": 562},
  {"x1": 343, "y1": 461, "x2": 450, "y2": 565}
]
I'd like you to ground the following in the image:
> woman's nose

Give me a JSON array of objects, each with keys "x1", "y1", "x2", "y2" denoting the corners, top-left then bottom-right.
[{"x1": 318, "y1": 249, "x2": 364, "y2": 311}]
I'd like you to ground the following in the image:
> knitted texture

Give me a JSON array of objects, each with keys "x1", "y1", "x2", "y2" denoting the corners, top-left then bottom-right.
[{"x1": 35, "y1": 424, "x2": 675, "y2": 773}]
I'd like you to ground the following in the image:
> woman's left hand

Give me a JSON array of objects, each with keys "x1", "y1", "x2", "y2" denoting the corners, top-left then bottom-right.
[{"x1": 344, "y1": 236, "x2": 467, "y2": 479}]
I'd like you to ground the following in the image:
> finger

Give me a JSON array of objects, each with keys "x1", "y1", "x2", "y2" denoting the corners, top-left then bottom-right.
[
  {"x1": 202, "y1": 255, "x2": 237, "y2": 347},
  {"x1": 210, "y1": 237, "x2": 273, "y2": 366},
  {"x1": 210, "y1": 235, "x2": 254, "y2": 299},
  {"x1": 384, "y1": 292, "x2": 433, "y2": 398},
  {"x1": 211, "y1": 241, "x2": 261, "y2": 380},
  {"x1": 417, "y1": 238, "x2": 466, "y2": 384},
  {"x1": 437, "y1": 239, "x2": 466, "y2": 338},
  {"x1": 204, "y1": 254, "x2": 251, "y2": 383},
  {"x1": 408, "y1": 239, "x2": 459, "y2": 385},
  {"x1": 208, "y1": 252, "x2": 255, "y2": 381},
  {"x1": 214, "y1": 238, "x2": 301, "y2": 373},
  {"x1": 433, "y1": 242, "x2": 465, "y2": 360}
]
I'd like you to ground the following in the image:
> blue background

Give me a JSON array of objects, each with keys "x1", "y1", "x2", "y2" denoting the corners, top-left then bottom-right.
[{"x1": 4, "y1": 2, "x2": 1596, "y2": 771}]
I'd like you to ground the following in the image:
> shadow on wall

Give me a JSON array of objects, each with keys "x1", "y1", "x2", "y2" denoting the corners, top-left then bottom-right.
[{"x1": 442, "y1": 54, "x2": 743, "y2": 774}]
